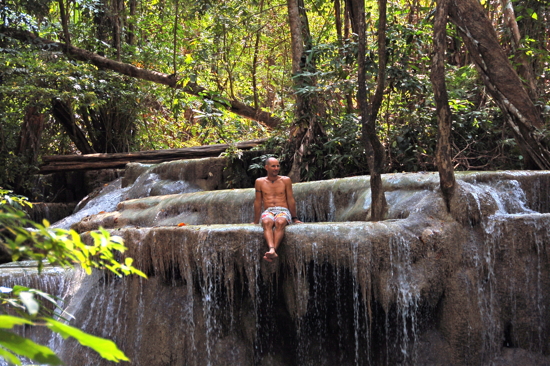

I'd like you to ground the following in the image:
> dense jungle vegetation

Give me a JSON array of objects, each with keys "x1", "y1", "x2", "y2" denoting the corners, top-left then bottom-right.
[{"x1": 1, "y1": 0, "x2": 549, "y2": 198}]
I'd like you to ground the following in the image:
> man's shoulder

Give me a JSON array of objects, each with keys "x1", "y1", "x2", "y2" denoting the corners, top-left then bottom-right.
[{"x1": 255, "y1": 177, "x2": 267, "y2": 188}]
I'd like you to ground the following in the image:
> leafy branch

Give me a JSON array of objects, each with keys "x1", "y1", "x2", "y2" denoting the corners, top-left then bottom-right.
[{"x1": 0, "y1": 190, "x2": 146, "y2": 364}]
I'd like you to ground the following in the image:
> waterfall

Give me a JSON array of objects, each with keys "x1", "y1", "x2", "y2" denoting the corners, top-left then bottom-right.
[
  {"x1": 0, "y1": 262, "x2": 81, "y2": 366},
  {"x1": 2, "y1": 166, "x2": 550, "y2": 365},
  {"x1": 51, "y1": 159, "x2": 205, "y2": 230}
]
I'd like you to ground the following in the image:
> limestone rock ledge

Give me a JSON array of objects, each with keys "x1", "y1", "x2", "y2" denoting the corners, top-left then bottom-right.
[
  {"x1": 5, "y1": 171, "x2": 550, "y2": 365},
  {"x1": 59, "y1": 172, "x2": 550, "y2": 365}
]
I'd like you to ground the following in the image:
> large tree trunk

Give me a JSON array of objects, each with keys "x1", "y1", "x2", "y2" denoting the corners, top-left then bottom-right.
[
  {"x1": 77, "y1": 101, "x2": 136, "y2": 153},
  {"x1": 286, "y1": 0, "x2": 325, "y2": 182},
  {"x1": 448, "y1": 0, "x2": 550, "y2": 170},
  {"x1": 5, "y1": 28, "x2": 283, "y2": 129},
  {"x1": 353, "y1": 0, "x2": 388, "y2": 221},
  {"x1": 500, "y1": 0, "x2": 538, "y2": 102},
  {"x1": 431, "y1": 0, "x2": 455, "y2": 209}
]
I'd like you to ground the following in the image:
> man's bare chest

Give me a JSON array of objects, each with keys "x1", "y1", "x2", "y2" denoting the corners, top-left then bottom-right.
[{"x1": 260, "y1": 179, "x2": 286, "y2": 196}]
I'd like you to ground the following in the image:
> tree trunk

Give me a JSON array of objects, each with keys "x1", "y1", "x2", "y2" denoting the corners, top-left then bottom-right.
[
  {"x1": 335, "y1": 0, "x2": 354, "y2": 114},
  {"x1": 353, "y1": 0, "x2": 388, "y2": 221},
  {"x1": 51, "y1": 98, "x2": 96, "y2": 154},
  {"x1": 448, "y1": 0, "x2": 550, "y2": 169},
  {"x1": 252, "y1": 0, "x2": 265, "y2": 110},
  {"x1": 127, "y1": 0, "x2": 136, "y2": 46},
  {"x1": 112, "y1": 0, "x2": 123, "y2": 61},
  {"x1": 57, "y1": 0, "x2": 71, "y2": 49},
  {"x1": 334, "y1": 0, "x2": 343, "y2": 43},
  {"x1": 7, "y1": 29, "x2": 283, "y2": 129},
  {"x1": 431, "y1": 0, "x2": 455, "y2": 209},
  {"x1": 95, "y1": 0, "x2": 110, "y2": 54},
  {"x1": 14, "y1": 106, "x2": 45, "y2": 192},
  {"x1": 16, "y1": 107, "x2": 45, "y2": 161},
  {"x1": 500, "y1": 0, "x2": 538, "y2": 102},
  {"x1": 286, "y1": 0, "x2": 325, "y2": 182}
]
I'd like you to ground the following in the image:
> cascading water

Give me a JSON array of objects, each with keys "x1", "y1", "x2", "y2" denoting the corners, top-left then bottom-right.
[
  {"x1": 52, "y1": 161, "x2": 203, "y2": 230},
  {"x1": 0, "y1": 262, "x2": 82, "y2": 366},
  {"x1": 449, "y1": 177, "x2": 550, "y2": 364},
  {"x1": 51, "y1": 178, "x2": 131, "y2": 230},
  {"x1": 2, "y1": 161, "x2": 550, "y2": 366}
]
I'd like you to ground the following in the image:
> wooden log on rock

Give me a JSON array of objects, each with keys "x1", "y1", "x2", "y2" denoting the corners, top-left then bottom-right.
[{"x1": 39, "y1": 139, "x2": 267, "y2": 174}]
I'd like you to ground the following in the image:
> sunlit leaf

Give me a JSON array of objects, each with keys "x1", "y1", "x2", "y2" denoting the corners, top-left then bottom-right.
[
  {"x1": 11, "y1": 286, "x2": 30, "y2": 296},
  {"x1": 0, "y1": 329, "x2": 62, "y2": 365},
  {"x1": 44, "y1": 319, "x2": 130, "y2": 362},
  {"x1": 0, "y1": 315, "x2": 34, "y2": 329},
  {"x1": 0, "y1": 347, "x2": 21, "y2": 365}
]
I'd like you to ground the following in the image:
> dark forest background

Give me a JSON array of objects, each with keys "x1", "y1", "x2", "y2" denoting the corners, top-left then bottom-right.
[{"x1": 1, "y1": 0, "x2": 549, "y2": 199}]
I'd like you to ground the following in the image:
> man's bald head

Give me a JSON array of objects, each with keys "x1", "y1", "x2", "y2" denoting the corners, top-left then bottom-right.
[{"x1": 265, "y1": 157, "x2": 279, "y2": 167}]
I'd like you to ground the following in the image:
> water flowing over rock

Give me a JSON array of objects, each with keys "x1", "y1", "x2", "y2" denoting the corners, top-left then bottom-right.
[
  {"x1": 51, "y1": 157, "x2": 225, "y2": 230},
  {"x1": 2, "y1": 163, "x2": 550, "y2": 365}
]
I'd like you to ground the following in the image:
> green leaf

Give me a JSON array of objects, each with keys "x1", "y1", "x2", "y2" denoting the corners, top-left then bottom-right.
[
  {"x1": 184, "y1": 53, "x2": 193, "y2": 64},
  {"x1": 0, "y1": 315, "x2": 34, "y2": 329},
  {"x1": 28, "y1": 289, "x2": 61, "y2": 307},
  {"x1": 0, "y1": 347, "x2": 21, "y2": 365},
  {"x1": 44, "y1": 319, "x2": 130, "y2": 362},
  {"x1": 0, "y1": 329, "x2": 62, "y2": 365},
  {"x1": 11, "y1": 286, "x2": 30, "y2": 295}
]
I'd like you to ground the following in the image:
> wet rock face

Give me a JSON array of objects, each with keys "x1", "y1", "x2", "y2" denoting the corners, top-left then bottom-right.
[
  {"x1": 24, "y1": 202, "x2": 77, "y2": 224},
  {"x1": 3, "y1": 170, "x2": 550, "y2": 366},
  {"x1": 121, "y1": 158, "x2": 227, "y2": 192},
  {"x1": 61, "y1": 209, "x2": 549, "y2": 365}
]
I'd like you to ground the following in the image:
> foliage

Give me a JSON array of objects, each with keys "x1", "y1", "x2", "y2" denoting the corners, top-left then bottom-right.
[
  {"x1": 0, "y1": 191, "x2": 146, "y2": 364},
  {"x1": 220, "y1": 144, "x2": 244, "y2": 188},
  {"x1": 0, "y1": 190, "x2": 31, "y2": 211},
  {"x1": 248, "y1": 153, "x2": 279, "y2": 177},
  {"x1": 0, "y1": 206, "x2": 146, "y2": 277},
  {"x1": 253, "y1": 113, "x2": 368, "y2": 181},
  {"x1": 0, "y1": 297, "x2": 130, "y2": 365},
  {"x1": 1, "y1": 0, "x2": 550, "y2": 189}
]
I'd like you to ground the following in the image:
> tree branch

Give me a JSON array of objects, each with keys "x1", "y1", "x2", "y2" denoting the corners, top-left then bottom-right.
[{"x1": 4, "y1": 28, "x2": 282, "y2": 129}]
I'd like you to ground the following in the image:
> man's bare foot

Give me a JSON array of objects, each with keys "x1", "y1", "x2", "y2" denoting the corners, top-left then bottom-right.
[{"x1": 263, "y1": 247, "x2": 278, "y2": 262}]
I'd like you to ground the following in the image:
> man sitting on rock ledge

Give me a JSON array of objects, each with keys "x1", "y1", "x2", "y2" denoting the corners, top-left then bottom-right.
[{"x1": 253, "y1": 157, "x2": 302, "y2": 262}]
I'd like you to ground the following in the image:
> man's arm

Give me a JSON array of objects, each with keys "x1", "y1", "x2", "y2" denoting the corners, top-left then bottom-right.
[
  {"x1": 253, "y1": 179, "x2": 263, "y2": 224},
  {"x1": 284, "y1": 177, "x2": 301, "y2": 223}
]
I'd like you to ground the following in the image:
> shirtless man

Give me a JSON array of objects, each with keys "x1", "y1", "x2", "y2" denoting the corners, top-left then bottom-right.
[{"x1": 253, "y1": 157, "x2": 301, "y2": 262}]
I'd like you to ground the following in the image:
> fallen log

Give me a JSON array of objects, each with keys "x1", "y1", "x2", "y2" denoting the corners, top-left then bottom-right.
[{"x1": 39, "y1": 139, "x2": 267, "y2": 174}]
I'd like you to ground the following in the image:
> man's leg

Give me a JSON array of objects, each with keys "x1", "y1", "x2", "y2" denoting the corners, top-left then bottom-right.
[
  {"x1": 264, "y1": 217, "x2": 288, "y2": 262},
  {"x1": 262, "y1": 218, "x2": 275, "y2": 254}
]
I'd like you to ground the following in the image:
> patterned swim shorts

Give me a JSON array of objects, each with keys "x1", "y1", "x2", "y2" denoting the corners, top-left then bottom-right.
[{"x1": 261, "y1": 207, "x2": 292, "y2": 224}]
